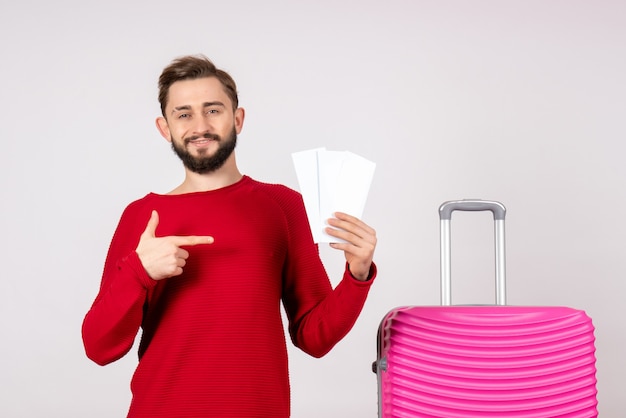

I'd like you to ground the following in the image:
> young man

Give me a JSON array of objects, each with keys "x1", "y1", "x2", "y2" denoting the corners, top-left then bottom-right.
[{"x1": 82, "y1": 55, "x2": 377, "y2": 417}]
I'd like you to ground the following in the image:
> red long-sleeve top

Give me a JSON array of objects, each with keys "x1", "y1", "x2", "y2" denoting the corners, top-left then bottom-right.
[{"x1": 82, "y1": 176, "x2": 376, "y2": 417}]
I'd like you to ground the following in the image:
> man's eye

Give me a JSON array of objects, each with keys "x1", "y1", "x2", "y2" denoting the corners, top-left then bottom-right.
[
  {"x1": 207, "y1": 109, "x2": 219, "y2": 115},
  {"x1": 178, "y1": 113, "x2": 190, "y2": 119}
]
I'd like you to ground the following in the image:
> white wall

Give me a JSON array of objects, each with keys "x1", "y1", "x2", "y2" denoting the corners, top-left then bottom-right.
[{"x1": 1, "y1": 1, "x2": 624, "y2": 416}]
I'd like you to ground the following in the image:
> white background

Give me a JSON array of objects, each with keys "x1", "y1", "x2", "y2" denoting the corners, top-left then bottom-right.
[{"x1": 1, "y1": 1, "x2": 624, "y2": 417}]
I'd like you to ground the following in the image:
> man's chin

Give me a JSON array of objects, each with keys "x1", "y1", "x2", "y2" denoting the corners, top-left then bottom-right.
[
  {"x1": 171, "y1": 128, "x2": 237, "y2": 173},
  {"x1": 187, "y1": 141, "x2": 218, "y2": 154}
]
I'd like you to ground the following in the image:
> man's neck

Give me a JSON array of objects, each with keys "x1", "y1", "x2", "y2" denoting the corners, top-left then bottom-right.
[{"x1": 168, "y1": 165, "x2": 243, "y2": 195}]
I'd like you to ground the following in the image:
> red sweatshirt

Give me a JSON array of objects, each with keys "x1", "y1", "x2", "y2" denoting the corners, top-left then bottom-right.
[{"x1": 82, "y1": 176, "x2": 376, "y2": 417}]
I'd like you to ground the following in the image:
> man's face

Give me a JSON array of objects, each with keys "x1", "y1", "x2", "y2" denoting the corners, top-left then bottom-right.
[{"x1": 156, "y1": 77, "x2": 244, "y2": 174}]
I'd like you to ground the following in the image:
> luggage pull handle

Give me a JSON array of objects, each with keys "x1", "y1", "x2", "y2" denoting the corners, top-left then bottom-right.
[{"x1": 439, "y1": 200, "x2": 507, "y2": 306}]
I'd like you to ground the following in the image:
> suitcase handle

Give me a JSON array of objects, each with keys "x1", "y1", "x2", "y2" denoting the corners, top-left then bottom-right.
[
  {"x1": 439, "y1": 200, "x2": 506, "y2": 220},
  {"x1": 438, "y1": 200, "x2": 507, "y2": 306}
]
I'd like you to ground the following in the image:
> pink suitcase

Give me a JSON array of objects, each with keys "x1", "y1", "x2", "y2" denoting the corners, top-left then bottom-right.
[{"x1": 373, "y1": 200, "x2": 598, "y2": 417}]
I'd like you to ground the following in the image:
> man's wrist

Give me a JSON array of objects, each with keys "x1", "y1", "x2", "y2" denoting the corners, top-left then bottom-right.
[{"x1": 349, "y1": 263, "x2": 374, "y2": 282}]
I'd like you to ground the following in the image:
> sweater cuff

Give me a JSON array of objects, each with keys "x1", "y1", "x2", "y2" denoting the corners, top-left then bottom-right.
[
  {"x1": 120, "y1": 251, "x2": 159, "y2": 290},
  {"x1": 345, "y1": 262, "x2": 377, "y2": 285}
]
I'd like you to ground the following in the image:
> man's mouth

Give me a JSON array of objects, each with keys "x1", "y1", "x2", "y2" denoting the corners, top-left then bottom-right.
[
  {"x1": 186, "y1": 133, "x2": 220, "y2": 146},
  {"x1": 188, "y1": 138, "x2": 212, "y2": 145}
]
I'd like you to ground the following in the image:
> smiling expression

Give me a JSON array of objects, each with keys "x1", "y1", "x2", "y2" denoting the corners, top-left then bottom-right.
[{"x1": 156, "y1": 76, "x2": 245, "y2": 173}]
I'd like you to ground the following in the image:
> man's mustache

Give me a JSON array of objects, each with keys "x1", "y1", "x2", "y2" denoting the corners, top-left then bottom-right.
[{"x1": 184, "y1": 133, "x2": 221, "y2": 144}]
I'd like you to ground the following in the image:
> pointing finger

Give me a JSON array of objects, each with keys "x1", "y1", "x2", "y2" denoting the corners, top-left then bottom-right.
[{"x1": 170, "y1": 235, "x2": 215, "y2": 247}]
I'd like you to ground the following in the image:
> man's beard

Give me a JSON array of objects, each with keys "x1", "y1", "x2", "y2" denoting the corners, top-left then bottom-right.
[{"x1": 171, "y1": 127, "x2": 237, "y2": 174}]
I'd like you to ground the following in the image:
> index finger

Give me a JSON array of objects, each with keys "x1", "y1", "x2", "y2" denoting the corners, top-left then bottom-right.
[
  {"x1": 169, "y1": 235, "x2": 215, "y2": 247},
  {"x1": 331, "y1": 212, "x2": 375, "y2": 234}
]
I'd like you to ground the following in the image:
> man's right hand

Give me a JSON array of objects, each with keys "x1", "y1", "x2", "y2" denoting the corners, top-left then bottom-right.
[{"x1": 135, "y1": 210, "x2": 214, "y2": 280}]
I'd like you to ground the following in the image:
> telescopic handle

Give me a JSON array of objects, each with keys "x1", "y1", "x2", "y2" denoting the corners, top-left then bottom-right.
[{"x1": 438, "y1": 200, "x2": 507, "y2": 306}]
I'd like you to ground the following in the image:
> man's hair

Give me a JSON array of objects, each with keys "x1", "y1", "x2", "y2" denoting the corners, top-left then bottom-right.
[{"x1": 158, "y1": 54, "x2": 239, "y2": 116}]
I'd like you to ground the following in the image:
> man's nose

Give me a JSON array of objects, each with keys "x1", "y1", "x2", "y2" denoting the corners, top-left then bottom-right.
[{"x1": 193, "y1": 114, "x2": 213, "y2": 134}]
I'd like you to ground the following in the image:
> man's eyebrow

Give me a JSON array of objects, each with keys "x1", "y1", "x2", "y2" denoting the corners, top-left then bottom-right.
[
  {"x1": 202, "y1": 101, "x2": 226, "y2": 108},
  {"x1": 171, "y1": 102, "x2": 226, "y2": 115},
  {"x1": 171, "y1": 105, "x2": 191, "y2": 115}
]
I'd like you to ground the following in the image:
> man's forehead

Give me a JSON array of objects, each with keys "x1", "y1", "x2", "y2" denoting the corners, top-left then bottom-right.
[{"x1": 167, "y1": 77, "x2": 230, "y2": 107}]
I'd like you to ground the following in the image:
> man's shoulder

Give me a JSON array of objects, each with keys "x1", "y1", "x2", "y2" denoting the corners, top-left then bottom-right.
[
  {"x1": 246, "y1": 176, "x2": 300, "y2": 197},
  {"x1": 244, "y1": 177, "x2": 305, "y2": 214},
  {"x1": 117, "y1": 193, "x2": 157, "y2": 218}
]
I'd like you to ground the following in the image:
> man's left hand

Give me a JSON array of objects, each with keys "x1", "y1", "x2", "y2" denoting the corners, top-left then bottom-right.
[{"x1": 326, "y1": 212, "x2": 377, "y2": 281}]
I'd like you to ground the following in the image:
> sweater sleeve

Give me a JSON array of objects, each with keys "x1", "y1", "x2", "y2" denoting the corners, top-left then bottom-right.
[
  {"x1": 82, "y1": 203, "x2": 157, "y2": 366},
  {"x1": 288, "y1": 263, "x2": 376, "y2": 358},
  {"x1": 279, "y1": 189, "x2": 376, "y2": 358}
]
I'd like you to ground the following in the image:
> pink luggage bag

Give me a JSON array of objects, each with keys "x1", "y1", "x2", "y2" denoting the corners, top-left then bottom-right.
[{"x1": 373, "y1": 200, "x2": 598, "y2": 417}]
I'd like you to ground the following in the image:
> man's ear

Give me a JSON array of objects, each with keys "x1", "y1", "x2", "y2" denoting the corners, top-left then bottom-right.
[
  {"x1": 234, "y1": 107, "x2": 245, "y2": 134},
  {"x1": 156, "y1": 117, "x2": 172, "y2": 142}
]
